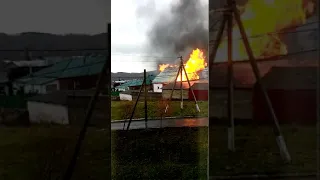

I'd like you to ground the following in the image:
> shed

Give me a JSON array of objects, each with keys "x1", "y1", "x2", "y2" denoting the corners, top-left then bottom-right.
[
  {"x1": 253, "y1": 66, "x2": 317, "y2": 124},
  {"x1": 189, "y1": 81, "x2": 209, "y2": 101},
  {"x1": 162, "y1": 81, "x2": 196, "y2": 100},
  {"x1": 116, "y1": 74, "x2": 155, "y2": 91}
]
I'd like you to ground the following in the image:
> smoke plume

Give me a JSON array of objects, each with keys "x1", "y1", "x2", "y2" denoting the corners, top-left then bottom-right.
[{"x1": 146, "y1": 0, "x2": 208, "y2": 59}]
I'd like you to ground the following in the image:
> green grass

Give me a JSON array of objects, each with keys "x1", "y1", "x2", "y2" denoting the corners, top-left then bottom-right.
[
  {"x1": 111, "y1": 100, "x2": 208, "y2": 120},
  {"x1": 0, "y1": 125, "x2": 316, "y2": 179}
]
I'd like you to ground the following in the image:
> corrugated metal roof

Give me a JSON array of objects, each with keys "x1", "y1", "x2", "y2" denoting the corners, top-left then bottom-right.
[
  {"x1": 116, "y1": 74, "x2": 156, "y2": 89},
  {"x1": 152, "y1": 67, "x2": 179, "y2": 84},
  {"x1": 15, "y1": 55, "x2": 105, "y2": 85},
  {"x1": 152, "y1": 66, "x2": 209, "y2": 84},
  {"x1": 4, "y1": 60, "x2": 48, "y2": 67}
]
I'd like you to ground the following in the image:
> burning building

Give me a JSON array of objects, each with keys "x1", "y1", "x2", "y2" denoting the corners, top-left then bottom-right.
[{"x1": 152, "y1": 48, "x2": 208, "y2": 93}]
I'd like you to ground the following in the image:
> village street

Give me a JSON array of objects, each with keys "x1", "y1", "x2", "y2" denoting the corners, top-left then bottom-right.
[{"x1": 111, "y1": 117, "x2": 208, "y2": 130}]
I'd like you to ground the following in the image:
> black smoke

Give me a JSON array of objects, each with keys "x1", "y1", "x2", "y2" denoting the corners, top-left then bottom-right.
[{"x1": 146, "y1": 0, "x2": 208, "y2": 59}]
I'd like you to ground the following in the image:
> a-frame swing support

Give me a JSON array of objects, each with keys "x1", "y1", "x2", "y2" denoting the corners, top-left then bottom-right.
[
  {"x1": 165, "y1": 56, "x2": 200, "y2": 115},
  {"x1": 209, "y1": 0, "x2": 291, "y2": 162}
]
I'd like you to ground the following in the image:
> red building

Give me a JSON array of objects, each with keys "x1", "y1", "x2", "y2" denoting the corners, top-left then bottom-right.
[
  {"x1": 253, "y1": 66, "x2": 317, "y2": 124},
  {"x1": 189, "y1": 82, "x2": 208, "y2": 101}
]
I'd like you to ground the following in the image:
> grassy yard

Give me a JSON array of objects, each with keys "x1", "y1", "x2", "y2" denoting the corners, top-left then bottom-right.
[
  {"x1": 0, "y1": 125, "x2": 316, "y2": 179},
  {"x1": 111, "y1": 100, "x2": 208, "y2": 120}
]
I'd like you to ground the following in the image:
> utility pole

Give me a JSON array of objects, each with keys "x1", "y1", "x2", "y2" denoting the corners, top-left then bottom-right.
[
  {"x1": 144, "y1": 69, "x2": 148, "y2": 129},
  {"x1": 227, "y1": 0, "x2": 235, "y2": 152},
  {"x1": 180, "y1": 56, "x2": 184, "y2": 117},
  {"x1": 63, "y1": 23, "x2": 111, "y2": 180}
]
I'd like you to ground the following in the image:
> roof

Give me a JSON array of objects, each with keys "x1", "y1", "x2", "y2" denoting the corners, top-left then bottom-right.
[
  {"x1": 117, "y1": 75, "x2": 156, "y2": 89},
  {"x1": 152, "y1": 66, "x2": 208, "y2": 84},
  {"x1": 152, "y1": 67, "x2": 179, "y2": 84},
  {"x1": 15, "y1": 55, "x2": 106, "y2": 85},
  {"x1": 4, "y1": 60, "x2": 48, "y2": 67},
  {"x1": 259, "y1": 66, "x2": 317, "y2": 90}
]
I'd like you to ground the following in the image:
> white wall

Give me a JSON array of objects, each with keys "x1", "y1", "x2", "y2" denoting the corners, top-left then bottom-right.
[
  {"x1": 153, "y1": 83, "x2": 163, "y2": 93},
  {"x1": 119, "y1": 93, "x2": 132, "y2": 101},
  {"x1": 13, "y1": 80, "x2": 60, "y2": 95},
  {"x1": 27, "y1": 101, "x2": 69, "y2": 124}
]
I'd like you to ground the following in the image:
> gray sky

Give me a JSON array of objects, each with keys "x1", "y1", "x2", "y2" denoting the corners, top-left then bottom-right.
[
  {"x1": 111, "y1": 0, "x2": 208, "y2": 73},
  {"x1": 0, "y1": 0, "x2": 110, "y2": 34},
  {"x1": 111, "y1": 0, "x2": 171, "y2": 73}
]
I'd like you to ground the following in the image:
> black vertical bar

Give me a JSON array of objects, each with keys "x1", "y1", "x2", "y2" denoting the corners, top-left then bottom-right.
[
  {"x1": 126, "y1": 80, "x2": 145, "y2": 131},
  {"x1": 227, "y1": 0, "x2": 235, "y2": 152},
  {"x1": 62, "y1": 23, "x2": 111, "y2": 180},
  {"x1": 180, "y1": 57, "x2": 183, "y2": 116},
  {"x1": 317, "y1": 0, "x2": 320, "y2": 178},
  {"x1": 144, "y1": 69, "x2": 148, "y2": 129}
]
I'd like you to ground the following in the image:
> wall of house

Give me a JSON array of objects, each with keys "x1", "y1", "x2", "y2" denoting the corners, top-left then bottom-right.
[
  {"x1": 209, "y1": 89, "x2": 253, "y2": 119},
  {"x1": 27, "y1": 101, "x2": 69, "y2": 124},
  {"x1": 253, "y1": 89, "x2": 316, "y2": 124},
  {"x1": 153, "y1": 84, "x2": 163, "y2": 93},
  {"x1": 59, "y1": 75, "x2": 98, "y2": 91},
  {"x1": 14, "y1": 80, "x2": 59, "y2": 95}
]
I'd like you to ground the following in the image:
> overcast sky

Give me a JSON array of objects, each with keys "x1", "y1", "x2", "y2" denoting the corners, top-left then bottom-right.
[
  {"x1": 111, "y1": 0, "x2": 208, "y2": 73},
  {"x1": 0, "y1": 0, "x2": 110, "y2": 34}
]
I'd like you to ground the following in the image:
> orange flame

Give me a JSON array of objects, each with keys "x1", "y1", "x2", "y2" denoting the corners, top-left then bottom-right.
[
  {"x1": 159, "y1": 64, "x2": 177, "y2": 72},
  {"x1": 215, "y1": 0, "x2": 316, "y2": 61},
  {"x1": 158, "y1": 49, "x2": 207, "y2": 82},
  {"x1": 177, "y1": 49, "x2": 207, "y2": 81}
]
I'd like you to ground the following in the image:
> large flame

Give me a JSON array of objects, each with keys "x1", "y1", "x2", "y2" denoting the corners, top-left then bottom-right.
[
  {"x1": 158, "y1": 48, "x2": 207, "y2": 81},
  {"x1": 215, "y1": 0, "x2": 316, "y2": 61}
]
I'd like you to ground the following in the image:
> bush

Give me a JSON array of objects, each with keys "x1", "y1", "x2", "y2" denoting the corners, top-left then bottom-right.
[{"x1": 118, "y1": 101, "x2": 134, "y2": 120}]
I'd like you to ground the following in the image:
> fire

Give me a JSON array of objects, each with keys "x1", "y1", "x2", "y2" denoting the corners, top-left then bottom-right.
[
  {"x1": 215, "y1": 0, "x2": 316, "y2": 61},
  {"x1": 159, "y1": 64, "x2": 177, "y2": 72},
  {"x1": 177, "y1": 49, "x2": 207, "y2": 81},
  {"x1": 158, "y1": 48, "x2": 207, "y2": 82}
]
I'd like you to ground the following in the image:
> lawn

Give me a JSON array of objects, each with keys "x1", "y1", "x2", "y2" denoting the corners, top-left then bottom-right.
[
  {"x1": 0, "y1": 125, "x2": 316, "y2": 179},
  {"x1": 111, "y1": 100, "x2": 208, "y2": 120}
]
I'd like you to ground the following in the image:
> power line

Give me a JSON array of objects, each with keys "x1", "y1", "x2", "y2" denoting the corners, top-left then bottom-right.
[
  {"x1": 209, "y1": 27, "x2": 317, "y2": 44},
  {"x1": 212, "y1": 48, "x2": 318, "y2": 65}
]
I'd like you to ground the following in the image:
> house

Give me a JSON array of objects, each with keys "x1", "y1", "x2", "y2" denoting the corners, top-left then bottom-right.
[
  {"x1": 252, "y1": 66, "x2": 317, "y2": 124},
  {"x1": 27, "y1": 90, "x2": 109, "y2": 126},
  {"x1": 162, "y1": 81, "x2": 195, "y2": 100},
  {"x1": 189, "y1": 81, "x2": 209, "y2": 101},
  {"x1": 14, "y1": 55, "x2": 106, "y2": 95},
  {"x1": 116, "y1": 74, "x2": 155, "y2": 92},
  {"x1": 152, "y1": 66, "x2": 209, "y2": 93}
]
